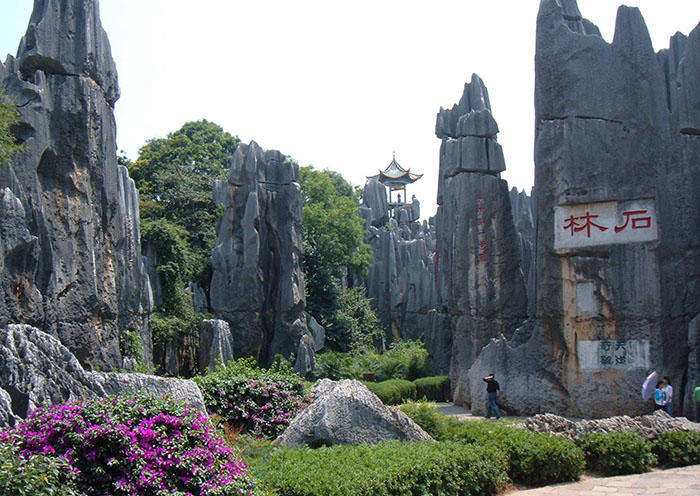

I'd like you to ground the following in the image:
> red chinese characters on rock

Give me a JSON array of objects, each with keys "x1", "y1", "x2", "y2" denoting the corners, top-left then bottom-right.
[
  {"x1": 476, "y1": 195, "x2": 488, "y2": 262},
  {"x1": 562, "y1": 209, "x2": 652, "y2": 238}
]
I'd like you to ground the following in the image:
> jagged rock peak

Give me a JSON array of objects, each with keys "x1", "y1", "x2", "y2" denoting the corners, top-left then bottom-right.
[
  {"x1": 16, "y1": 0, "x2": 119, "y2": 105},
  {"x1": 436, "y1": 74, "x2": 497, "y2": 139}
]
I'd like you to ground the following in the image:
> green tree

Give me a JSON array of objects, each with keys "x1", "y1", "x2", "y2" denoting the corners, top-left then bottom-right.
[
  {"x1": 130, "y1": 120, "x2": 239, "y2": 286},
  {"x1": 337, "y1": 287, "x2": 383, "y2": 353},
  {"x1": 300, "y1": 166, "x2": 372, "y2": 350},
  {"x1": 0, "y1": 87, "x2": 23, "y2": 165}
]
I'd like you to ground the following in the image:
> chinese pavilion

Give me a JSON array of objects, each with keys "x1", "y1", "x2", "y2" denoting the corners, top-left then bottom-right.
[{"x1": 367, "y1": 153, "x2": 423, "y2": 214}]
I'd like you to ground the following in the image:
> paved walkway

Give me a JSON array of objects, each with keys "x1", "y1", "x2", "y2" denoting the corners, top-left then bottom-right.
[
  {"x1": 435, "y1": 402, "x2": 529, "y2": 422},
  {"x1": 509, "y1": 465, "x2": 700, "y2": 495}
]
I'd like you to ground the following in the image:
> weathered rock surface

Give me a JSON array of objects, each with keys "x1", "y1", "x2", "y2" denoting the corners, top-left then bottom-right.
[
  {"x1": 278, "y1": 379, "x2": 432, "y2": 447},
  {"x1": 509, "y1": 188, "x2": 536, "y2": 317},
  {"x1": 306, "y1": 313, "x2": 325, "y2": 352},
  {"x1": 478, "y1": 0, "x2": 700, "y2": 417},
  {"x1": 210, "y1": 141, "x2": 313, "y2": 371},
  {"x1": 0, "y1": 324, "x2": 204, "y2": 427},
  {"x1": 87, "y1": 371, "x2": 206, "y2": 411},
  {"x1": 0, "y1": 0, "x2": 152, "y2": 370},
  {"x1": 198, "y1": 319, "x2": 234, "y2": 374},
  {"x1": 361, "y1": 183, "x2": 450, "y2": 374},
  {"x1": 523, "y1": 411, "x2": 700, "y2": 441},
  {"x1": 434, "y1": 75, "x2": 528, "y2": 406}
]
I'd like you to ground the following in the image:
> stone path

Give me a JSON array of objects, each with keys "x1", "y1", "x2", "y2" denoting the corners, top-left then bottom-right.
[
  {"x1": 435, "y1": 402, "x2": 529, "y2": 422},
  {"x1": 509, "y1": 465, "x2": 700, "y2": 495}
]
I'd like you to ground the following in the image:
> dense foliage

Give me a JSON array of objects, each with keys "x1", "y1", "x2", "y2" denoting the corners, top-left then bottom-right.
[
  {"x1": 414, "y1": 375, "x2": 451, "y2": 401},
  {"x1": 0, "y1": 394, "x2": 259, "y2": 496},
  {"x1": 652, "y1": 431, "x2": 700, "y2": 467},
  {"x1": 441, "y1": 420, "x2": 585, "y2": 486},
  {"x1": 128, "y1": 120, "x2": 237, "y2": 373},
  {"x1": 337, "y1": 287, "x2": 384, "y2": 353},
  {"x1": 398, "y1": 401, "x2": 458, "y2": 439},
  {"x1": 364, "y1": 379, "x2": 417, "y2": 405},
  {"x1": 0, "y1": 87, "x2": 23, "y2": 165},
  {"x1": 314, "y1": 340, "x2": 430, "y2": 382},
  {"x1": 300, "y1": 166, "x2": 372, "y2": 350},
  {"x1": 195, "y1": 358, "x2": 310, "y2": 438},
  {"x1": 253, "y1": 441, "x2": 508, "y2": 496},
  {"x1": 579, "y1": 431, "x2": 655, "y2": 475},
  {"x1": 0, "y1": 442, "x2": 80, "y2": 496}
]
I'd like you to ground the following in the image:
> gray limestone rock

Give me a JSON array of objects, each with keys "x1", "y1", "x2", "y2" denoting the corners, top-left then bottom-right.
[
  {"x1": 210, "y1": 141, "x2": 313, "y2": 370},
  {"x1": 307, "y1": 313, "x2": 326, "y2": 351},
  {"x1": 480, "y1": 0, "x2": 700, "y2": 417},
  {"x1": 362, "y1": 179, "x2": 389, "y2": 227},
  {"x1": 188, "y1": 282, "x2": 208, "y2": 314},
  {"x1": 509, "y1": 188, "x2": 536, "y2": 317},
  {"x1": 523, "y1": 411, "x2": 700, "y2": 441},
  {"x1": 435, "y1": 76, "x2": 528, "y2": 406},
  {"x1": 199, "y1": 319, "x2": 234, "y2": 374},
  {"x1": 277, "y1": 379, "x2": 432, "y2": 447},
  {"x1": 457, "y1": 109, "x2": 499, "y2": 138},
  {"x1": 0, "y1": 324, "x2": 204, "y2": 427},
  {"x1": 684, "y1": 313, "x2": 700, "y2": 419},
  {"x1": 87, "y1": 371, "x2": 206, "y2": 412},
  {"x1": 0, "y1": 0, "x2": 151, "y2": 370}
]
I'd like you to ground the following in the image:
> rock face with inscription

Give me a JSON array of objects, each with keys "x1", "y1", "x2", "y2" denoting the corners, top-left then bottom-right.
[
  {"x1": 434, "y1": 75, "x2": 528, "y2": 406},
  {"x1": 210, "y1": 141, "x2": 314, "y2": 374},
  {"x1": 0, "y1": 0, "x2": 152, "y2": 370},
  {"x1": 469, "y1": 0, "x2": 700, "y2": 417}
]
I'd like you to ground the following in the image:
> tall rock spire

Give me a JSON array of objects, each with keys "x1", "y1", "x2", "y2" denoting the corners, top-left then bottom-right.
[
  {"x1": 434, "y1": 74, "x2": 528, "y2": 408},
  {"x1": 0, "y1": 0, "x2": 152, "y2": 370}
]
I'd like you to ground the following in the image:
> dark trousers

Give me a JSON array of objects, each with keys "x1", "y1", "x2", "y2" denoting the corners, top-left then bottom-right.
[
  {"x1": 486, "y1": 391, "x2": 501, "y2": 419},
  {"x1": 696, "y1": 401, "x2": 699, "y2": 423},
  {"x1": 664, "y1": 402, "x2": 673, "y2": 417}
]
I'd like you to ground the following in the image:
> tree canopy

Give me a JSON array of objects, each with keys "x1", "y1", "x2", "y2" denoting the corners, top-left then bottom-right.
[{"x1": 300, "y1": 166, "x2": 373, "y2": 350}]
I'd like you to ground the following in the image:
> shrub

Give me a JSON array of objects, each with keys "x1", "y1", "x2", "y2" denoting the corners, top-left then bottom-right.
[
  {"x1": 195, "y1": 357, "x2": 310, "y2": 438},
  {"x1": 314, "y1": 351, "x2": 355, "y2": 380},
  {"x1": 579, "y1": 431, "x2": 656, "y2": 475},
  {"x1": 254, "y1": 441, "x2": 508, "y2": 496},
  {"x1": 652, "y1": 431, "x2": 700, "y2": 467},
  {"x1": 364, "y1": 379, "x2": 417, "y2": 405},
  {"x1": 443, "y1": 421, "x2": 584, "y2": 486},
  {"x1": 0, "y1": 442, "x2": 80, "y2": 496},
  {"x1": 398, "y1": 401, "x2": 458, "y2": 439},
  {"x1": 414, "y1": 375, "x2": 450, "y2": 401},
  {"x1": 0, "y1": 393, "x2": 259, "y2": 496},
  {"x1": 375, "y1": 340, "x2": 430, "y2": 381}
]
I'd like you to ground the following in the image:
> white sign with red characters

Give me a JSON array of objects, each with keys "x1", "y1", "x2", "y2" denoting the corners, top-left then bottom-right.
[{"x1": 554, "y1": 198, "x2": 658, "y2": 250}]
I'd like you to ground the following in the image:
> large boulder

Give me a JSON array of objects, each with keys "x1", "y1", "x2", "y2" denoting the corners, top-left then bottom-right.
[
  {"x1": 277, "y1": 379, "x2": 432, "y2": 447},
  {"x1": 210, "y1": 141, "x2": 313, "y2": 370},
  {"x1": 0, "y1": 0, "x2": 152, "y2": 370},
  {"x1": 0, "y1": 324, "x2": 204, "y2": 427}
]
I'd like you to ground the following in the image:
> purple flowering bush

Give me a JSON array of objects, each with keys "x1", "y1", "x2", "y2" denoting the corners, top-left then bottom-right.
[
  {"x1": 195, "y1": 358, "x2": 310, "y2": 438},
  {"x1": 0, "y1": 393, "x2": 259, "y2": 496}
]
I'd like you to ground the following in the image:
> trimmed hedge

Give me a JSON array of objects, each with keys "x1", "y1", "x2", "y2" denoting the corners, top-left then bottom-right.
[
  {"x1": 579, "y1": 431, "x2": 656, "y2": 475},
  {"x1": 652, "y1": 431, "x2": 700, "y2": 467},
  {"x1": 364, "y1": 379, "x2": 416, "y2": 405},
  {"x1": 254, "y1": 441, "x2": 508, "y2": 496},
  {"x1": 443, "y1": 421, "x2": 584, "y2": 486},
  {"x1": 414, "y1": 376, "x2": 450, "y2": 401}
]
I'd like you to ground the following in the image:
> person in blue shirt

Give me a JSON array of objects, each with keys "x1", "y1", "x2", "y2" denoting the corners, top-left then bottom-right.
[{"x1": 653, "y1": 381, "x2": 666, "y2": 411}]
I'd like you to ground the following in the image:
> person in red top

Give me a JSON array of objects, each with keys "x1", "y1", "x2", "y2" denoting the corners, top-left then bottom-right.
[{"x1": 483, "y1": 373, "x2": 502, "y2": 420}]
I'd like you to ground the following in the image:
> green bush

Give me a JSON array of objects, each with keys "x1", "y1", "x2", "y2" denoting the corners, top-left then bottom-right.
[
  {"x1": 579, "y1": 431, "x2": 656, "y2": 475},
  {"x1": 364, "y1": 379, "x2": 417, "y2": 405},
  {"x1": 398, "y1": 401, "x2": 458, "y2": 439},
  {"x1": 652, "y1": 431, "x2": 700, "y2": 467},
  {"x1": 0, "y1": 442, "x2": 80, "y2": 496},
  {"x1": 253, "y1": 441, "x2": 508, "y2": 496},
  {"x1": 375, "y1": 340, "x2": 430, "y2": 381},
  {"x1": 414, "y1": 375, "x2": 450, "y2": 401},
  {"x1": 443, "y1": 421, "x2": 584, "y2": 486}
]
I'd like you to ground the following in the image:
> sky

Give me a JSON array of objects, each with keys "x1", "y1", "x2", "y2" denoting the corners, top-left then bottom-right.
[{"x1": 1, "y1": 1, "x2": 699, "y2": 219}]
